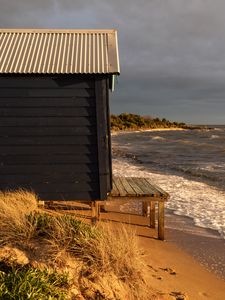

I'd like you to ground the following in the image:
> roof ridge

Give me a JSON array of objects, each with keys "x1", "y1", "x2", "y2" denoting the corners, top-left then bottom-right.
[{"x1": 0, "y1": 29, "x2": 117, "y2": 34}]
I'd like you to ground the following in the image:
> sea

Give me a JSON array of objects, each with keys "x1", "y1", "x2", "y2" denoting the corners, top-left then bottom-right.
[{"x1": 111, "y1": 126, "x2": 225, "y2": 240}]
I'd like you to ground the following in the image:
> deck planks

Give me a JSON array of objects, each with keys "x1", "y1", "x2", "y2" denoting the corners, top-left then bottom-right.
[
  {"x1": 137, "y1": 177, "x2": 160, "y2": 197},
  {"x1": 112, "y1": 179, "x2": 120, "y2": 196},
  {"x1": 127, "y1": 177, "x2": 144, "y2": 195},
  {"x1": 119, "y1": 177, "x2": 136, "y2": 196},
  {"x1": 144, "y1": 178, "x2": 169, "y2": 197},
  {"x1": 110, "y1": 176, "x2": 168, "y2": 199},
  {"x1": 115, "y1": 177, "x2": 127, "y2": 196},
  {"x1": 134, "y1": 177, "x2": 156, "y2": 196}
]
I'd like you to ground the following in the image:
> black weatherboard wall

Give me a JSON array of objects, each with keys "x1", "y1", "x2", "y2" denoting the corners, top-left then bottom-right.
[{"x1": 0, "y1": 75, "x2": 111, "y2": 200}]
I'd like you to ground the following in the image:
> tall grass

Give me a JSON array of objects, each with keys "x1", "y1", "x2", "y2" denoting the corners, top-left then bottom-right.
[
  {"x1": 0, "y1": 190, "x2": 38, "y2": 245},
  {"x1": 87, "y1": 224, "x2": 144, "y2": 284},
  {"x1": 0, "y1": 190, "x2": 150, "y2": 299},
  {"x1": 32, "y1": 213, "x2": 145, "y2": 282},
  {"x1": 46, "y1": 217, "x2": 147, "y2": 299}
]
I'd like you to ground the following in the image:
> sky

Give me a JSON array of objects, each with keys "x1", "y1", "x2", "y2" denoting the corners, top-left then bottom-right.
[{"x1": 1, "y1": 0, "x2": 225, "y2": 124}]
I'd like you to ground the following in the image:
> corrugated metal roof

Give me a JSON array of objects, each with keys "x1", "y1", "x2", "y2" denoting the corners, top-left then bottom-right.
[{"x1": 0, "y1": 29, "x2": 120, "y2": 74}]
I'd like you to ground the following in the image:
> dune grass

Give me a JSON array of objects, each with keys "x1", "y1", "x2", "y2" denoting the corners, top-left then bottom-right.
[
  {"x1": 0, "y1": 190, "x2": 38, "y2": 245},
  {"x1": 0, "y1": 190, "x2": 150, "y2": 299}
]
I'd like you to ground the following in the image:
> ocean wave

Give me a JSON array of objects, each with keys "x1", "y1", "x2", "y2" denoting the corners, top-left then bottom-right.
[
  {"x1": 112, "y1": 144, "x2": 225, "y2": 185},
  {"x1": 112, "y1": 128, "x2": 225, "y2": 239},
  {"x1": 156, "y1": 163, "x2": 225, "y2": 186},
  {"x1": 112, "y1": 156, "x2": 225, "y2": 239}
]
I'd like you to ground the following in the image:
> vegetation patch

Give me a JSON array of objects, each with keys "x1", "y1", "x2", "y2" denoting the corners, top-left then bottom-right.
[
  {"x1": 0, "y1": 262, "x2": 69, "y2": 300},
  {"x1": 0, "y1": 190, "x2": 154, "y2": 299},
  {"x1": 111, "y1": 113, "x2": 187, "y2": 131},
  {"x1": 0, "y1": 190, "x2": 38, "y2": 246}
]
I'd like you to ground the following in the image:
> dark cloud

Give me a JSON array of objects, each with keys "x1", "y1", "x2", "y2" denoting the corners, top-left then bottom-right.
[{"x1": 1, "y1": 0, "x2": 225, "y2": 124}]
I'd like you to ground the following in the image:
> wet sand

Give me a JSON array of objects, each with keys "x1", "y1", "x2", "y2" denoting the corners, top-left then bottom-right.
[
  {"x1": 139, "y1": 231, "x2": 225, "y2": 300},
  {"x1": 166, "y1": 210, "x2": 225, "y2": 279}
]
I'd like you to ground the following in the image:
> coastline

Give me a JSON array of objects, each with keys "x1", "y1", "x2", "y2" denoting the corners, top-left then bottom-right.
[
  {"x1": 97, "y1": 205, "x2": 225, "y2": 300},
  {"x1": 105, "y1": 200, "x2": 225, "y2": 280},
  {"x1": 111, "y1": 125, "x2": 210, "y2": 135},
  {"x1": 111, "y1": 127, "x2": 188, "y2": 135},
  {"x1": 111, "y1": 129, "x2": 225, "y2": 298},
  {"x1": 165, "y1": 209, "x2": 225, "y2": 279},
  {"x1": 112, "y1": 128, "x2": 225, "y2": 238},
  {"x1": 139, "y1": 227, "x2": 225, "y2": 300}
]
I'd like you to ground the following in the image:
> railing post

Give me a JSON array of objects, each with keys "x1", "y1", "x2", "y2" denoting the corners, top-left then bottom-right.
[
  {"x1": 150, "y1": 201, "x2": 155, "y2": 228},
  {"x1": 158, "y1": 202, "x2": 165, "y2": 240},
  {"x1": 91, "y1": 201, "x2": 97, "y2": 224},
  {"x1": 142, "y1": 201, "x2": 148, "y2": 217}
]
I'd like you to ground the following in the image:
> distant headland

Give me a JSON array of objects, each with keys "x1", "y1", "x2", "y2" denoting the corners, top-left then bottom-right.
[{"x1": 111, "y1": 113, "x2": 204, "y2": 131}]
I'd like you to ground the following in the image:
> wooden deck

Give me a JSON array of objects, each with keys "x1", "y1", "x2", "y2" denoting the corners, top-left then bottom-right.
[
  {"x1": 92, "y1": 176, "x2": 169, "y2": 240},
  {"x1": 111, "y1": 176, "x2": 169, "y2": 199}
]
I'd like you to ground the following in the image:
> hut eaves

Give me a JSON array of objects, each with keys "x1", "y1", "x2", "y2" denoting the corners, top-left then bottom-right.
[{"x1": 0, "y1": 29, "x2": 120, "y2": 74}]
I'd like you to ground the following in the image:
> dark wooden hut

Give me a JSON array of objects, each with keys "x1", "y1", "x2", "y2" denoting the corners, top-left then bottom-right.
[{"x1": 0, "y1": 29, "x2": 120, "y2": 201}]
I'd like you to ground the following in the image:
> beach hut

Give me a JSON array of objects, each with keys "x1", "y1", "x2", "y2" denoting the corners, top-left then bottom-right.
[{"x1": 0, "y1": 29, "x2": 120, "y2": 201}]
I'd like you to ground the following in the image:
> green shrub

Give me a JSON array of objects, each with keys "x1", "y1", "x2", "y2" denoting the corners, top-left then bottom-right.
[
  {"x1": 26, "y1": 212, "x2": 52, "y2": 237},
  {"x1": 0, "y1": 262, "x2": 69, "y2": 300},
  {"x1": 48, "y1": 214, "x2": 100, "y2": 258},
  {"x1": 111, "y1": 113, "x2": 187, "y2": 131}
]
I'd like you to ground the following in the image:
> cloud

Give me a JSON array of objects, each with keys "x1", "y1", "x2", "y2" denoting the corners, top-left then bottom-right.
[{"x1": 1, "y1": 0, "x2": 225, "y2": 123}]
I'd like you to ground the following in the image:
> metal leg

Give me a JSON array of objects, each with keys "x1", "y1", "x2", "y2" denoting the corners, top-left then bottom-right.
[
  {"x1": 150, "y1": 201, "x2": 155, "y2": 228},
  {"x1": 158, "y1": 202, "x2": 165, "y2": 240}
]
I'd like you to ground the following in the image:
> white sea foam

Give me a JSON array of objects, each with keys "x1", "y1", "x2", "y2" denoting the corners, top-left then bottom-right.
[
  {"x1": 214, "y1": 128, "x2": 223, "y2": 131},
  {"x1": 210, "y1": 135, "x2": 220, "y2": 139},
  {"x1": 113, "y1": 157, "x2": 225, "y2": 239},
  {"x1": 151, "y1": 136, "x2": 165, "y2": 140},
  {"x1": 112, "y1": 128, "x2": 225, "y2": 238}
]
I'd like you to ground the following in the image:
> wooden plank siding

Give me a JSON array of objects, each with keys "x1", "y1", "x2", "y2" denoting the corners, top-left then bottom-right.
[
  {"x1": 0, "y1": 117, "x2": 96, "y2": 127},
  {"x1": 0, "y1": 136, "x2": 97, "y2": 145},
  {"x1": 0, "y1": 75, "x2": 111, "y2": 200},
  {"x1": 0, "y1": 107, "x2": 96, "y2": 117}
]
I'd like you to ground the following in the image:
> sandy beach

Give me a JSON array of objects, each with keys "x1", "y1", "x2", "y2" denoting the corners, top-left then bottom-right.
[
  {"x1": 49, "y1": 200, "x2": 225, "y2": 300},
  {"x1": 100, "y1": 207, "x2": 225, "y2": 300},
  {"x1": 111, "y1": 127, "x2": 188, "y2": 136},
  {"x1": 140, "y1": 230, "x2": 225, "y2": 300}
]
